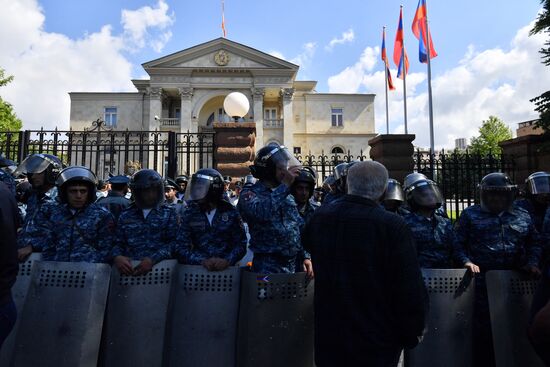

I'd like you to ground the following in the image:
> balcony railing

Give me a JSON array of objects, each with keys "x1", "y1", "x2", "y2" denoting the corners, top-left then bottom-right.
[
  {"x1": 264, "y1": 119, "x2": 284, "y2": 128},
  {"x1": 159, "y1": 118, "x2": 180, "y2": 127}
]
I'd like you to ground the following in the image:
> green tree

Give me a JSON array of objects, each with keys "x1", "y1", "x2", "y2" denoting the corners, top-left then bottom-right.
[
  {"x1": 469, "y1": 116, "x2": 513, "y2": 155},
  {"x1": 530, "y1": 0, "x2": 550, "y2": 133},
  {"x1": 0, "y1": 68, "x2": 23, "y2": 133}
]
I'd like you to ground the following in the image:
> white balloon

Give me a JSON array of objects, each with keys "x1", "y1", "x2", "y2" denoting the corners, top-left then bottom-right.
[{"x1": 223, "y1": 92, "x2": 250, "y2": 120}]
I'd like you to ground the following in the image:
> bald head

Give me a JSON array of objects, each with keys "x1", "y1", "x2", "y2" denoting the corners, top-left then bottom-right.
[{"x1": 347, "y1": 161, "x2": 389, "y2": 201}]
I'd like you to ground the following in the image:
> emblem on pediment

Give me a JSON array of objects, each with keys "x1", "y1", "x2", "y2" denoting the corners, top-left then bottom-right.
[{"x1": 214, "y1": 50, "x2": 230, "y2": 66}]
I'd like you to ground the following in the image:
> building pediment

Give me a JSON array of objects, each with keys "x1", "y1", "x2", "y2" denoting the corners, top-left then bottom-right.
[{"x1": 142, "y1": 38, "x2": 299, "y2": 73}]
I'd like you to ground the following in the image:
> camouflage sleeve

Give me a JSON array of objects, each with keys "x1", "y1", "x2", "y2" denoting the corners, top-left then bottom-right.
[
  {"x1": 97, "y1": 211, "x2": 116, "y2": 263},
  {"x1": 110, "y1": 215, "x2": 127, "y2": 258},
  {"x1": 452, "y1": 210, "x2": 471, "y2": 266},
  {"x1": 227, "y1": 213, "x2": 247, "y2": 265},
  {"x1": 174, "y1": 212, "x2": 204, "y2": 264},
  {"x1": 17, "y1": 203, "x2": 53, "y2": 251},
  {"x1": 526, "y1": 220, "x2": 542, "y2": 268},
  {"x1": 238, "y1": 184, "x2": 291, "y2": 221},
  {"x1": 150, "y1": 209, "x2": 178, "y2": 264},
  {"x1": 544, "y1": 208, "x2": 550, "y2": 235}
]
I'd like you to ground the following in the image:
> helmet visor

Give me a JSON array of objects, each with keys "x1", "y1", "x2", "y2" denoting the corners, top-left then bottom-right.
[
  {"x1": 270, "y1": 146, "x2": 302, "y2": 171},
  {"x1": 527, "y1": 175, "x2": 550, "y2": 195},
  {"x1": 409, "y1": 181, "x2": 443, "y2": 208},
  {"x1": 185, "y1": 174, "x2": 213, "y2": 201},
  {"x1": 14, "y1": 154, "x2": 53, "y2": 176}
]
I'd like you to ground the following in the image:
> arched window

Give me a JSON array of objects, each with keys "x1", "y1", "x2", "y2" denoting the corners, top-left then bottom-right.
[{"x1": 331, "y1": 146, "x2": 345, "y2": 154}]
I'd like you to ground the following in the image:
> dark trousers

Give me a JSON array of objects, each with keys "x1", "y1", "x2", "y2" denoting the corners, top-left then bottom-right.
[
  {"x1": 316, "y1": 349, "x2": 402, "y2": 367},
  {"x1": 0, "y1": 297, "x2": 17, "y2": 350}
]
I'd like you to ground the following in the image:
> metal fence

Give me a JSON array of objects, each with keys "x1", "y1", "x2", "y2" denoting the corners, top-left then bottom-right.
[
  {"x1": 0, "y1": 128, "x2": 215, "y2": 179},
  {"x1": 414, "y1": 149, "x2": 516, "y2": 220},
  {"x1": 296, "y1": 150, "x2": 369, "y2": 187}
]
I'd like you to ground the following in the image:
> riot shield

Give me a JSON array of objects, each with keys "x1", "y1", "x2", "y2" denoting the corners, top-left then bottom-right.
[
  {"x1": 0, "y1": 253, "x2": 42, "y2": 366},
  {"x1": 165, "y1": 265, "x2": 241, "y2": 367},
  {"x1": 99, "y1": 260, "x2": 177, "y2": 367},
  {"x1": 405, "y1": 269, "x2": 475, "y2": 367},
  {"x1": 10, "y1": 261, "x2": 110, "y2": 367},
  {"x1": 486, "y1": 270, "x2": 545, "y2": 367},
  {"x1": 236, "y1": 271, "x2": 314, "y2": 367}
]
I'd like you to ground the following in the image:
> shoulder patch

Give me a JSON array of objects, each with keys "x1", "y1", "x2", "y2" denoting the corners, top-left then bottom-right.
[{"x1": 241, "y1": 191, "x2": 256, "y2": 201}]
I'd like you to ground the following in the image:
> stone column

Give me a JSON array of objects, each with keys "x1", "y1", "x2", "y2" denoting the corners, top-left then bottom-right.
[
  {"x1": 178, "y1": 87, "x2": 193, "y2": 133},
  {"x1": 147, "y1": 87, "x2": 162, "y2": 130},
  {"x1": 281, "y1": 88, "x2": 294, "y2": 149},
  {"x1": 252, "y1": 87, "x2": 264, "y2": 150},
  {"x1": 368, "y1": 134, "x2": 415, "y2": 183},
  {"x1": 213, "y1": 122, "x2": 256, "y2": 178},
  {"x1": 500, "y1": 134, "x2": 550, "y2": 185}
]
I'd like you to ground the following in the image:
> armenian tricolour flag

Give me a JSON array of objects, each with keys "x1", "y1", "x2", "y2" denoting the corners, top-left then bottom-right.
[
  {"x1": 393, "y1": 7, "x2": 409, "y2": 79},
  {"x1": 381, "y1": 28, "x2": 396, "y2": 90},
  {"x1": 412, "y1": 0, "x2": 437, "y2": 63}
]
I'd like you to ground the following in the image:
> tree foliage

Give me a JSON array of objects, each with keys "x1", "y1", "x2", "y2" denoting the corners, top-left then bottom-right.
[
  {"x1": 469, "y1": 116, "x2": 512, "y2": 155},
  {"x1": 0, "y1": 68, "x2": 23, "y2": 134},
  {"x1": 530, "y1": 0, "x2": 550, "y2": 133}
]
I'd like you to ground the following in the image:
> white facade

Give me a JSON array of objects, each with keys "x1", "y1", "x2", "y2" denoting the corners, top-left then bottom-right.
[{"x1": 70, "y1": 38, "x2": 376, "y2": 157}]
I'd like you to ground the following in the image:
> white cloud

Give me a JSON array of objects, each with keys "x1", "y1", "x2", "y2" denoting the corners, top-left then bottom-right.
[
  {"x1": 269, "y1": 42, "x2": 317, "y2": 79},
  {"x1": 328, "y1": 20, "x2": 549, "y2": 149},
  {"x1": 121, "y1": 0, "x2": 175, "y2": 52},
  {"x1": 327, "y1": 46, "x2": 380, "y2": 93},
  {"x1": 325, "y1": 29, "x2": 355, "y2": 51},
  {"x1": 0, "y1": 0, "x2": 176, "y2": 130}
]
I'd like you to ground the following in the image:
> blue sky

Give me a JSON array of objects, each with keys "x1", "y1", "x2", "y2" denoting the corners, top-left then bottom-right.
[
  {"x1": 37, "y1": 0, "x2": 542, "y2": 90},
  {"x1": 0, "y1": 0, "x2": 547, "y2": 148}
]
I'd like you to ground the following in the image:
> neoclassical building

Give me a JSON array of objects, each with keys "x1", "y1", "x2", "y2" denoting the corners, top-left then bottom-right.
[{"x1": 69, "y1": 38, "x2": 376, "y2": 157}]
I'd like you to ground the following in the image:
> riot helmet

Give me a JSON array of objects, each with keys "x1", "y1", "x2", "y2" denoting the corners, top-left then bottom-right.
[
  {"x1": 382, "y1": 178, "x2": 405, "y2": 212},
  {"x1": 130, "y1": 169, "x2": 164, "y2": 209},
  {"x1": 479, "y1": 172, "x2": 517, "y2": 214},
  {"x1": 14, "y1": 153, "x2": 62, "y2": 188},
  {"x1": 185, "y1": 168, "x2": 224, "y2": 203},
  {"x1": 403, "y1": 172, "x2": 428, "y2": 190},
  {"x1": 405, "y1": 179, "x2": 443, "y2": 211},
  {"x1": 525, "y1": 172, "x2": 550, "y2": 204},
  {"x1": 292, "y1": 166, "x2": 317, "y2": 202},
  {"x1": 249, "y1": 143, "x2": 301, "y2": 183},
  {"x1": 56, "y1": 166, "x2": 98, "y2": 205}
]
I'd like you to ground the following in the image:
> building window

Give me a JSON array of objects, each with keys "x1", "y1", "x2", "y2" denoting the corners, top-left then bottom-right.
[
  {"x1": 331, "y1": 108, "x2": 343, "y2": 127},
  {"x1": 294, "y1": 147, "x2": 301, "y2": 154},
  {"x1": 104, "y1": 107, "x2": 117, "y2": 127},
  {"x1": 264, "y1": 108, "x2": 278, "y2": 121},
  {"x1": 331, "y1": 146, "x2": 345, "y2": 154}
]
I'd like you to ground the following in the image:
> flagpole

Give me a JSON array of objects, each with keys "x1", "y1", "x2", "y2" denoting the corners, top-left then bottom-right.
[
  {"x1": 401, "y1": 5, "x2": 408, "y2": 134},
  {"x1": 383, "y1": 26, "x2": 390, "y2": 134},
  {"x1": 425, "y1": 13, "x2": 435, "y2": 153}
]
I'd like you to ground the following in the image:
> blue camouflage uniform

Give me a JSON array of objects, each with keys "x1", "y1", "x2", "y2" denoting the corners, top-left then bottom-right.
[
  {"x1": 18, "y1": 187, "x2": 57, "y2": 248},
  {"x1": 402, "y1": 211, "x2": 456, "y2": 268},
  {"x1": 237, "y1": 181, "x2": 309, "y2": 274},
  {"x1": 298, "y1": 201, "x2": 318, "y2": 225},
  {"x1": 453, "y1": 204, "x2": 542, "y2": 367},
  {"x1": 175, "y1": 200, "x2": 247, "y2": 265},
  {"x1": 111, "y1": 204, "x2": 178, "y2": 263},
  {"x1": 0, "y1": 169, "x2": 16, "y2": 196},
  {"x1": 515, "y1": 198, "x2": 547, "y2": 232},
  {"x1": 96, "y1": 191, "x2": 131, "y2": 220},
  {"x1": 20, "y1": 201, "x2": 115, "y2": 262}
]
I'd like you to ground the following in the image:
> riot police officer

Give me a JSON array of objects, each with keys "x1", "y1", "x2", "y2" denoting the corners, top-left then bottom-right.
[
  {"x1": 238, "y1": 143, "x2": 313, "y2": 276},
  {"x1": 16, "y1": 154, "x2": 63, "y2": 259},
  {"x1": 96, "y1": 175, "x2": 131, "y2": 220},
  {"x1": 516, "y1": 171, "x2": 550, "y2": 232},
  {"x1": 402, "y1": 179, "x2": 455, "y2": 268},
  {"x1": 175, "y1": 175, "x2": 189, "y2": 201},
  {"x1": 323, "y1": 163, "x2": 348, "y2": 205},
  {"x1": 164, "y1": 177, "x2": 186, "y2": 217},
  {"x1": 291, "y1": 166, "x2": 318, "y2": 224},
  {"x1": 112, "y1": 169, "x2": 178, "y2": 275},
  {"x1": 453, "y1": 172, "x2": 542, "y2": 367},
  {"x1": 18, "y1": 166, "x2": 115, "y2": 262},
  {"x1": 0, "y1": 154, "x2": 17, "y2": 195},
  {"x1": 382, "y1": 178, "x2": 405, "y2": 213},
  {"x1": 175, "y1": 168, "x2": 247, "y2": 270}
]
